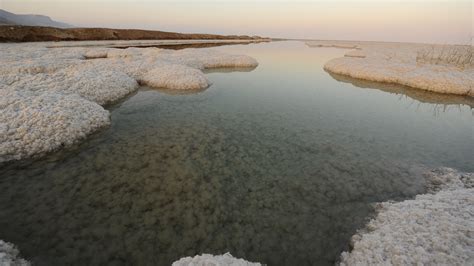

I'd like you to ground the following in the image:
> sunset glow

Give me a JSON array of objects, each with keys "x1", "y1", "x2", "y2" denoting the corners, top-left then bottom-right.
[{"x1": 3, "y1": 0, "x2": 472, "y2": 44}]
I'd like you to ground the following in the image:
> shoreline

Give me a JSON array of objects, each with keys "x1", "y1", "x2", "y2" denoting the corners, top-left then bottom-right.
[
  {"x1": 0, "y1": 25, "x2": 269, "y2": 43},
  {"x1": 0, "y1": 40, "x2": 259, "y2": 163},
  {"x1": 306, "y1": 40, "x2": 473, "y2": 98}
]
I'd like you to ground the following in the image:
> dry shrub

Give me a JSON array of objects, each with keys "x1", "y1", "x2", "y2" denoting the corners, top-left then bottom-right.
[{"x1": 416, "y1": 45, "x2": 473, "y2": 69}]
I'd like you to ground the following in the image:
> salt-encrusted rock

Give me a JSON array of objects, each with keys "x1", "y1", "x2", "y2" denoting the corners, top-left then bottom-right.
[
  {"x1": 141, "y1": 65, "x2": 210, "y2": 90},
  {"x1": 172, "y1": 252, "x2": 261, "y2": 266},
  {"x1": 340, "y1": 168, "x2": 474, "y2": 266},
  {"x1": 0, "y1": 90, "x2": 110, "y2": 162},
  {"x1": 0, "y1": 240, "x2": 30, "y2": 266}
]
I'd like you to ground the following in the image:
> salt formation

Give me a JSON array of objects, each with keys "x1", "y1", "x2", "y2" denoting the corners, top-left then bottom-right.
[
  {"x1": 340, "y1": 168, "x2": 474, "y2": 265},
  {"x1": 141, "y1": 65, "x2": 210, "y2": 90},
  {"x1": 0, "y1": 42, "x2": 258, "y2": 162},
  {"x1": 0, "y1": 240, "x2": 29, "y2": 266},
  {"x1": 0, "y1": 90, "x2": 110, "y2": 162},
  {"x1": 173, "y1": 253, "x2": 261, "y2": 266},
  {"x1": 307, "y1": 41, "x2": 474, "y2": 97}
]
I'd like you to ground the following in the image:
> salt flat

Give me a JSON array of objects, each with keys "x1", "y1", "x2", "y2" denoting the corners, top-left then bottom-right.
[{"x1": 307, "y1": 41, "x2": 473, "y2": 97}]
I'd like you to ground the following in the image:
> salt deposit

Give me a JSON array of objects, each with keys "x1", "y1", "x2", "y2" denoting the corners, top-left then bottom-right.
[
  {"x1": 0, "y1": 240, "x2": 29, "y2": 266},
  {"x1": 306, "y1": 41, "x2": 474, "y2": 97},
  {"x1": 172, "y1": 253, "x2": 261, "y2": 266},
  {"x1": 0, "y1": 90, "x2": 110, "y2": 162},
  {"x1": 340, "y1": 168, "x2": 474, "y2": 265},
  {"x1": 0, "y1": 41, "x2": 258, "y2": 162},
  {"x1": 141, "y1": 65, "x2": 210, "y2": 90}
]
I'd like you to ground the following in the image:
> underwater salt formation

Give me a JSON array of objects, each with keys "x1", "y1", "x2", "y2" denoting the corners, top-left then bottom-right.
[
  {"x1": 172, "y1": 253, "x2": 261, "y2": 266},
  {"x1": 340, "y1": 168, "x2": 474, "y2": 265},
  {"x1": 307, "y1": 41, "x2": 474, "y2": 97},
  {"x1": 0, "y1": 240, "x2": 29, "y2": 266},
  {"x1": 0, "y1": 41, "x2": 258, "y2": 162}
]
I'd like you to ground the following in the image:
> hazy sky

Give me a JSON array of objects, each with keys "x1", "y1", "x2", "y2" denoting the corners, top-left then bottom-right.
[{"x1": 2, "y1": 0, "x2": 472, "y2": 44}]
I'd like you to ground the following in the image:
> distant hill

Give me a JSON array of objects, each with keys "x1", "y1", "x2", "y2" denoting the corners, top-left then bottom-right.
[
  {"x1": 0, "y1": 25, "x2": 266, "y2": 42},
  {"x1": 0, "y1": 9, "x2": 73, "y2": 28}
]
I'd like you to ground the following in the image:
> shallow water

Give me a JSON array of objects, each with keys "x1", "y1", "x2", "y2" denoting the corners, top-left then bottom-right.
[{"x1": 0, "y1": 41, "x2": 473, "y2": 266}]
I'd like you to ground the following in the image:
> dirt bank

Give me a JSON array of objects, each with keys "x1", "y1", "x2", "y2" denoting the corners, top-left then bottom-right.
[{"x1": 0, "y1": 25, "x2": 265, "y2": 42}]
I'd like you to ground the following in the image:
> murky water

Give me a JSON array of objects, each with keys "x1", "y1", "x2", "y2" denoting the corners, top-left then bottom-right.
[{"x1": 0, "y1": 41, "x2": 473, "y2": 266}]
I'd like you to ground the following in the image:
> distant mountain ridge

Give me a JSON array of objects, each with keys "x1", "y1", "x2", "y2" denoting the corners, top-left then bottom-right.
[{"x1": 0, "y1": 9, "x2": 73, "y2": 28}]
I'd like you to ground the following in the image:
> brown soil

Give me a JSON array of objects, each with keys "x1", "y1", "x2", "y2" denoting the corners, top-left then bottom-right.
[{"x1": 0, "y1": 25, "x2": 265, "y2": 42}]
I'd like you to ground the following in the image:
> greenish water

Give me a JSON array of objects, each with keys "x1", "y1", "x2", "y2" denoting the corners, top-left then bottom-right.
[{"x1": 0, "y1": 41, "x2": 473, "y2": 265}]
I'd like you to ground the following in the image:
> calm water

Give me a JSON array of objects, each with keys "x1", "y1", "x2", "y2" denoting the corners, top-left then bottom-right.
[{"x1": 0, "y1": 41, "x2": 473, "y2": 266}]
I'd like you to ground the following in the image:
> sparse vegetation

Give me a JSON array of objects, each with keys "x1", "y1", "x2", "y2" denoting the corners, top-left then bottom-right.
[{"x1": 416, "y1": 45, "x2": 473, "y2": 69}]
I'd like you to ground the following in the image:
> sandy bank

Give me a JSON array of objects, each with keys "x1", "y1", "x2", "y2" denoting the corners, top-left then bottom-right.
[
  {"x1": 307, "y1": 41, "x2": 473, "y2": 97},
  {"x1": 0, "y1": 41, "x2": 258, "y2": 163}
]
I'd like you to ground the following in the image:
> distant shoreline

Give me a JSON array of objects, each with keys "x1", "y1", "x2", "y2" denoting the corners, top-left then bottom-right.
[{"x1": 0, "y1": 25, "x2": 268, "y2": 42}]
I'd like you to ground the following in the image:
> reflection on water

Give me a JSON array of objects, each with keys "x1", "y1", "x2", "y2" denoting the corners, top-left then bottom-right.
[
  {"x1": 112, "y1": 41, "x2": 268, "y2": 50},
  {"x1": 0, "y1": 41, "x2": 473, "y2": 266},
  {"x1": 328, "y1": 72, "x2": 474, "y2": 108}
]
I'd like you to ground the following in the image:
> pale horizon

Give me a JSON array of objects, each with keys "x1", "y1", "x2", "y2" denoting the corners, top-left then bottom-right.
[{"x1": 2, "y1": 0, "x2": 473, "y2": 44}]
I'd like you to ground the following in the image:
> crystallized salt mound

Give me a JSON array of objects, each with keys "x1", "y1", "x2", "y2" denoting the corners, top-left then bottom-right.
[
  {"x1": 324, "y1": 57, "x2": 474, "y2": 96},
  {"x1": 172, "y1": 252, "x2": 261, "y2": 266},
  {"x1": 5, "y1": 67, "x2": 139, "y2": 106},
  {"x1": 0, "y1": 90, "x2": 110, "y2": 162},
  {"x1": 141, "y1": 65, "x2": 210, "y2": 90},
  {"x1": 0, "y1": 240, "x2": 30, "y2": 266},
  {"x1": 306, "y1": 41, "x2": 474, "y2": 97},
  {"x1": 0, "y1": 41, "x2": 258, "y2": 162},
  {"x1": 340, "y1": 168, "x2": 474, "y2": 266}
]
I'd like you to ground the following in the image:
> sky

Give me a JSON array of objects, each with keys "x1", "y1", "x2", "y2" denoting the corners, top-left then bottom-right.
[{"x1": 2, "y1": 0, "x2": 472, "y2": 44}]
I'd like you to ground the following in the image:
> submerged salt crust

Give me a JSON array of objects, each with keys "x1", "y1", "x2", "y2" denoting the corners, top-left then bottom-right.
[
  {"x1": 340, "y1": 168, "x2": 474, "y2": 265},
  {"x1": 0, "y1": 240, "x2": 29, "y2": 266},
  {"x1": 306, "y1": 41, "x2": 474, "y2": 97},
  {"x1": 0, "y1": 41, "x2": 258, "y2": 163},
  {"x1": 172, "y1": 252, "x2": 261, "y2": 266}
]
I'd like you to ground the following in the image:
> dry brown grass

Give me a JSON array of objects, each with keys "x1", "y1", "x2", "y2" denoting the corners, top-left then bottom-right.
[{"x1": 416, "y1": 45, "x2": 473, "y2": 69}]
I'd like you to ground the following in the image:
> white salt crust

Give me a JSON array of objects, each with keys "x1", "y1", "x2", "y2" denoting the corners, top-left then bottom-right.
[
  {"x1": 141, "y1": 65, "x2": 210, "y2": 90},
  {"x1": 306, "y1": 41, "x2": 474, "y2": 97},
  {"x1": 0, "y1": 240, "x2": 29, "y2": 266},
  {"x1": 340, "y1": 168, "x2": 474, "y2": 266},
  {"x1": 0, "y1": 42, "x2": 258, "y2": 162},
  {"x1": 172, "y1": 252, "x2": 261, "y2": 266}
]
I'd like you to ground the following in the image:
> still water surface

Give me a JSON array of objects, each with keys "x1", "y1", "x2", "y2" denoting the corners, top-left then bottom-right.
[{"x1": 0, "y1": 41, "x2": 473, "y2": 265}]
